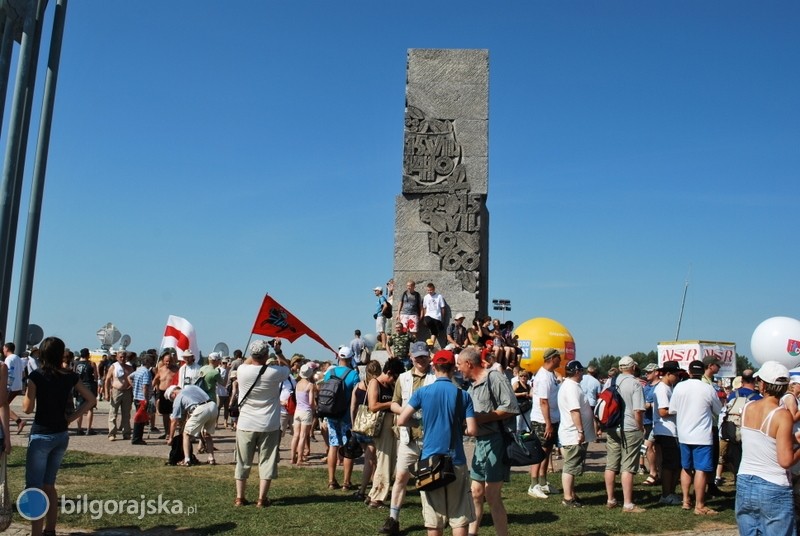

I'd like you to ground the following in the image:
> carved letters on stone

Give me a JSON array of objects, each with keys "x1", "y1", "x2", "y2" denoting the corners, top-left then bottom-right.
[{"x1": 404, "y1": 106, "x2": 483, "y2": 294}]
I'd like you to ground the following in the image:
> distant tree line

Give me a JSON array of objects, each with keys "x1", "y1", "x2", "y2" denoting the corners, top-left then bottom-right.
[{"x1": 586, "y1": 352, "x2": 755, "y2": 378}]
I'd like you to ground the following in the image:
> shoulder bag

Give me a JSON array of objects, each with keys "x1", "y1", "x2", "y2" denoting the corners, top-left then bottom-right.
[
  {"x1": 486, "y1": 372, "x2": 545, "y2": 466},
  {"x1": 230, "y1": 365, "x2": 268, "y2": 416},
  {"x1": 414, "y1": 388, "x2": 460, "y2": 492}
]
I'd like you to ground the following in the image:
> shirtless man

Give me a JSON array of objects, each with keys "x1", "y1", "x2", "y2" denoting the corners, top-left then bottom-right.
[{"x1": 152, "y1": 350, "x2": 179, "y2": 439}]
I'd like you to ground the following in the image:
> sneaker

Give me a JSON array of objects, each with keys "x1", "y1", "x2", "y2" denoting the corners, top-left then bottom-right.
[
  {"x1": 379, "y1": 516, "x2": 399, "y2": 535},
  {"x1": 658, "y1": 494, "x2": 683, "y2": 506},
  {"x1": 562, "y1": 498, "x2": 583, "y2": 508},
  {"x1": 541, "y1": 484, "x2": 560, "y2": 495},
  {"x1": 527, "y1": 484, "x2": 549, "y2": 499}
]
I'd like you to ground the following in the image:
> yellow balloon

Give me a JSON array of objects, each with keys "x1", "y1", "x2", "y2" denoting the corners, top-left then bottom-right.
[{"x1": 515, "y1": 317, "x2": 576, "y2": 376}]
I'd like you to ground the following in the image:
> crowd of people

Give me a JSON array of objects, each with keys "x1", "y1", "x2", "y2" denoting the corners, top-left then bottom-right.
[{"x1": 2, "y1": 310, "x2": 799, "y2": 536}]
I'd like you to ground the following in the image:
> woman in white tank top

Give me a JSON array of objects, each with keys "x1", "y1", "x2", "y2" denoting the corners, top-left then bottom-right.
[{"x1": 736, "y1": 361, "x2": 799, "y2": 536}]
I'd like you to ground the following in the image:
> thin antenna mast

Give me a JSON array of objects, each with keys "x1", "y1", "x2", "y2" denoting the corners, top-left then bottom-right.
[{"x1": 675, "y1": 264, "x2": 692, "y2": 341}]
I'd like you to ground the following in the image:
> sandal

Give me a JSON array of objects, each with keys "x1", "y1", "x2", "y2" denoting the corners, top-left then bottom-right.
[
  {"x1": 642, "y1": 475, "x2": 659, "y2": 486},
  {"x1": 176, "y1": 459, "x2": 192, "y2": 466},
  {"x1": 341, "y1": 482, "x2": 354, "y2": 491},
  {"x1": 234, "y1": 497, "x2": 248, "y2": 506},
  {"x1": 255, "y1": 498, "x2": 271, "y2": 508},
  {"x1": 328, "y1": 480, "x2": 340, "y2": 490},
  {"x1": 694, "y1": 506, "x2": 718, "y2": 516},
  {"x1": 605, "y1": 499, "x2": 618, "y2": 509},
  {"x1": 682, "y1": 501, "x2": 693, "y2": 511}
]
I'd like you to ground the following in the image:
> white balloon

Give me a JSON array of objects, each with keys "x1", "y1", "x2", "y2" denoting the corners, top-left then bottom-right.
[{"x1": 750, "y1": 316, "x2": 800, "y2": 368}]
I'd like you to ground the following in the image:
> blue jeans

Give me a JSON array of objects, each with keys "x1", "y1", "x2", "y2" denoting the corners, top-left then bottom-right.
[
  {"x1": 736, "y1": 473, "x2": 795, "y2": 536},
  {"x1": 26, "y1": 432, "x2": 69, "y2": 488}
]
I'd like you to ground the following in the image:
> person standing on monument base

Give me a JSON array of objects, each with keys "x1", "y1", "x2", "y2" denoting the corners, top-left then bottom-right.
[
  {"x1": 397, "y1": 280, "x2": 423, "y2": 339},
  {"x1": 374, "y1": 287, "x2": 391, "y2": 351},
  {"x1": 387, "y1": 321, "x2": 412, "y2": 368},
  {"x1": 421, "y1": 282, "x2": 447, "y2": 349}
]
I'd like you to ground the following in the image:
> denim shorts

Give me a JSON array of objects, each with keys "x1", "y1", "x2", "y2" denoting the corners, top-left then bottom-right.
[
  {"x1": 736, "y1": 473, "x2": 795, "y2": 536},
  {"x1": 26, "y1": 431, "x2": 69, "y2": 488}
]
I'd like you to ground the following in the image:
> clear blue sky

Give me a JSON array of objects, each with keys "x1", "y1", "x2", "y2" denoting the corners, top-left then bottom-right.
[{"x1": 2, "y1": 1, "x2": 798, "y2": 362}]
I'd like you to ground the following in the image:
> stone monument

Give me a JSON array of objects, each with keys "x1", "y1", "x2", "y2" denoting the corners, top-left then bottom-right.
[{"x1": 393, "y1": 49, "x2": 489, "y2": 347}]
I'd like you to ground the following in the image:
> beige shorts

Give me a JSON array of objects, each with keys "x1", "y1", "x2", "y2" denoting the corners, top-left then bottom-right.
[
  {"x1": 562, "y1": 443, "x2": 588, "y2": 476},
  {"x1": 395, "y1": 439, "x2": 422, "y2": 475},
  {"x1": 234, "y1": 429, "x2": 281, "y2": 481},
  {"x1": 421, "y1": 464, "x2": 475, "y2": 530},
  {"x1": 293, "y1": 409, "x2": 313, "y2": 426},
  {"x1": 605, "y1": 429, "x2": 644, "y2": 473},
  {"x1": 184, "y1": 402, "x2": 217, "y2": 437}
]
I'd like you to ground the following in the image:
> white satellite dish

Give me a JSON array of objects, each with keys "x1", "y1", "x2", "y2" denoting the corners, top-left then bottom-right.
[
  {"x1": 213, "y1": 342, "x2": 229, "y2": 356},
  {"x1": 27, "y1": 324, "x2": 44, "y2": 347},
  {"x1": 96, "y1": 323, "x2": 122, "y2": 350},
  {"x1": 119, "y1": 334, "x2": 131, "y2": 350}
]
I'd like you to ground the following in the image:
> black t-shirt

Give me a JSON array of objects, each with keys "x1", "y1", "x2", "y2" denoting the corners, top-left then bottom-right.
[
  {"x1": 75, "y1": 360, "x2": 95, "y2": 385},
  {"x1": 30, "y1": 369, "x2": 79, "y2": 434}
]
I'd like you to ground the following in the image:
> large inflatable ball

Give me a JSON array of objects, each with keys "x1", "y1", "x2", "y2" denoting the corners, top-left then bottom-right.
[
  {"x1": 750, "y1": 316, "x2": 800, "y2": 368},
  {"x1": 515, "y1": 317, "x2": 576, "y2": 376}
]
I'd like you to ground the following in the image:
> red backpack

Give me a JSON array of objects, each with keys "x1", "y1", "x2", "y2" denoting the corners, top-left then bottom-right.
[{"x1": 594, "y1": 375, "x2": 626, "y2": 431}]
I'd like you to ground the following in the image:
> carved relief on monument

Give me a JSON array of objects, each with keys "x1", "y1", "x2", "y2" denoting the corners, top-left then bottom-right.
[
  {"x1": 403, "y1": 105, "x2": 462, "y2": 194},
  {"x1": 404, "y1": 106, "x2": 483, "y2": 294}
]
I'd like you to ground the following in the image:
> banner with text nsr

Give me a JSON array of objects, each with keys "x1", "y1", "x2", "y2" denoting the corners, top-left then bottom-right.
[{"x1": 657, "y1": 341, "x2": 736, "y2": 378}]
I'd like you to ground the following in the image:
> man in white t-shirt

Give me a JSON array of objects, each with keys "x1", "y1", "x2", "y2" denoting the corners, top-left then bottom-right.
[
  {"x1": 421, "y1": 282, "x2": 447, "y2": 348},
  {"x1": 557, "y1": 360, "x2": 595, "y2": 507},
  {"x1": 652, "y1": 360, "x2": 683, "y2": 506},
  {"x1": 527, "y1": 348, "x2": 561, "y2": 499},
  {"x1": 233, "y1": 339, "x2": 290, "y2": 507},
  {"x1": 669, "y1": 359, "x2": 722, "y2": 516}
]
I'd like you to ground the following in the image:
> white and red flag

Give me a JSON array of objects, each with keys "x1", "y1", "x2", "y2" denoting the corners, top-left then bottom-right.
[{"x1": 161, "y1": 315, "x2": 200, "y2": 359}]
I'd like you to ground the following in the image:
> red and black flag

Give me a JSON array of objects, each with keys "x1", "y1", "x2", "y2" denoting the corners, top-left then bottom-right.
[{"x1": 251, "y1": 294, "x2": 336, "y2": 355}]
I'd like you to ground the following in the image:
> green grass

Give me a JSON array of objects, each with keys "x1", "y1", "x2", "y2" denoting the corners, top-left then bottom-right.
[{"x1": 5, "y1": 448, "x2": 737, "y2": 535}]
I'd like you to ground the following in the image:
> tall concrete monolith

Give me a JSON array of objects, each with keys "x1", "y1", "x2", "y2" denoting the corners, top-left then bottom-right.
[{"x1": 392, "y1": 49, "x2": 489, "y2": 347}]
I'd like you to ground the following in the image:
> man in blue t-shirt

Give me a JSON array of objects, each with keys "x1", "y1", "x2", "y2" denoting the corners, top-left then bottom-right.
[
  {"x1": 398, "y1": 350, "x2": 476, "y2": 536},
  {"x1": 324, "y1": 349, "x2": 360, "y2": 491}
]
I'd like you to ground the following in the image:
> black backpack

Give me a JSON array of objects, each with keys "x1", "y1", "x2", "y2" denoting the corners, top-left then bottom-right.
[{"x1": 317, "y1": 368, "x2": 354, "y2": 419}]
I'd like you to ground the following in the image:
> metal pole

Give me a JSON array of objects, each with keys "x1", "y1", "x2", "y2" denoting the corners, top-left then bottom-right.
[
  {"x1": 14, "y1": 0, "x2": 67, "y2": 350},
  {"x1": 0, "y1": 0, "x2": 38, "y2": 338},
  {"x1": 0, "y1": 14, "x2": 16, "y2": 131}
]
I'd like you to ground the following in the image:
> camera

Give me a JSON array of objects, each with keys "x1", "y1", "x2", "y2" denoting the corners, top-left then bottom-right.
[{"x1": 268, "y1": 339, "x2": 276, "y2": 347}]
